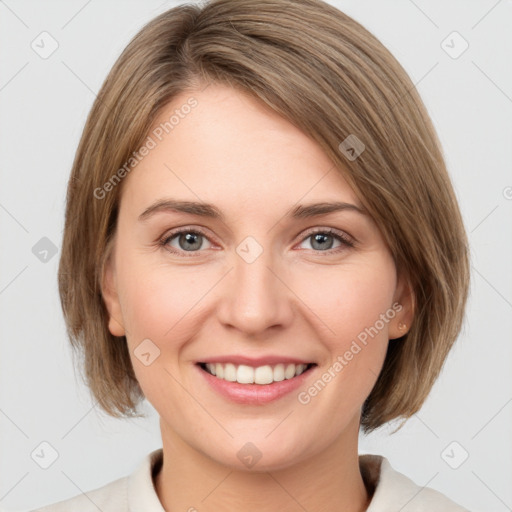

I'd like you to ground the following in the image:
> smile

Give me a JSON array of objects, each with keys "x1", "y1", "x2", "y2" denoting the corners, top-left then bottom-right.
[{"x1": 199, "y1": 362, "x2": 315, "y2": 385}]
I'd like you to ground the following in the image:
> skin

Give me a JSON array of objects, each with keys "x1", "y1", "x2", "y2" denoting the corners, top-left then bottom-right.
[{"x1": 102, "y1": 83, "x2": 414, "y2": 512}]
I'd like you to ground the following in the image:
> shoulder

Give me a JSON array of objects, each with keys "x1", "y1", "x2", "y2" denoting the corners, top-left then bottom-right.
[
  {"x1": 32, "y1": 475, "x2": 128, "y2": 512},
  {"x1": 360, "y1": 454, "x2": 471, "y2": 511},
  {"x1": 32, "y1": 449, "x2": 164, "y2": 512}
]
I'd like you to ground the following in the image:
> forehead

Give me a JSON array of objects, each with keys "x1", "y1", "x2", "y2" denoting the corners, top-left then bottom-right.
[{"x1": 120, "y1": 83, "x2": 361, "y2": 215}]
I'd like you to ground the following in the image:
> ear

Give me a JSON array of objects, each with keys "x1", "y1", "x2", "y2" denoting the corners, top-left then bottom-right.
[
  {"x1": 101, "y1": 251, "x2": 126, "y2": 337},
  {"x1": 389, "y1": 271, "x2": 415, "y2": 340}
]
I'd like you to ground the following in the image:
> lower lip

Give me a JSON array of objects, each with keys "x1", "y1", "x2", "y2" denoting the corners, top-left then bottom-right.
[{"x1": 197, "y1": 364, "x2": 315, "y2": 405}]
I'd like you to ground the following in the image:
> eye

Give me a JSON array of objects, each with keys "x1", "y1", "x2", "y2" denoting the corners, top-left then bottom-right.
[
  {"x1": 160, "y1": 227, "x2": 213, "y2": 256},
  {"x1": 159, "y1": 226, "x2": 354, "y2": 257},
  {"x1": 297, "y1": 228, "x2": 354, "y2": 253}
]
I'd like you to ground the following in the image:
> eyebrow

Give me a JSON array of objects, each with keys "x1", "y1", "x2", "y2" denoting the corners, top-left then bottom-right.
[{"x1": 138, "y1": 199, "x2": 367, "y2": 222}]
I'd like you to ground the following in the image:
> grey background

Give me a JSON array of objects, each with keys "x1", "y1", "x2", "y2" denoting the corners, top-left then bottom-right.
[{"x1": 1, "y1": 1, "x2": 511, "y2": 511}]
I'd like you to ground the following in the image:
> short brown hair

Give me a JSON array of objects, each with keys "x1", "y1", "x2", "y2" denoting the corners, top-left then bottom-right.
[{"x1": 58, "y1": 0, "x2": 470, "y2": 432}]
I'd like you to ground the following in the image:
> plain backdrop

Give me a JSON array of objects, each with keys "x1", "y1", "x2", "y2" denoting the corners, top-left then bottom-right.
[{"x1": 1, "y1": 1, "x2": 511, "y2": 511}]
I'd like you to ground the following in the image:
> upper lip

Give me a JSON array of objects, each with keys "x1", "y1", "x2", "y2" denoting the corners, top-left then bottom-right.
[{"x1": 198, "y1": 355, "x2": 315, "y2": 367}]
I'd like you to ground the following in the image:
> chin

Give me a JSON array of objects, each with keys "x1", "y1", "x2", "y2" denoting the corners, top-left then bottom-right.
[{"x1": 198, "y1": 428, "x2": 319, "y2": 473}]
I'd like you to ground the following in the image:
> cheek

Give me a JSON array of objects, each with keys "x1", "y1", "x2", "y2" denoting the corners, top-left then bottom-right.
[
  {"x1": 115, "y1": 255, "x2": 207, "y2": 404},
  {"x1": 295, "y1": 258, "x2": 396, "y2": 396},
  {"x1": 299, "y1": 258, "x2": 396, "y2": 343},
  {"x1": 117, "y1": 254, "x2": 208, "y2": 342},
  {"x1": 115, "y1": 253, "x2": 221, "y2": 406},
  {"x1": 292, "y1": 267, "x2": 395, "y2": 426}
]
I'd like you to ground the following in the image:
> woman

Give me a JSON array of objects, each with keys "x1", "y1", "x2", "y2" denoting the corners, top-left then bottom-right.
[{"x1": 35, "y1": 0, "x2": 470, "y2": 510}]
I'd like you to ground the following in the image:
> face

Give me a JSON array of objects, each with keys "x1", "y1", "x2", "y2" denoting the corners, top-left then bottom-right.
[{"x1": 102, "y1": 83, "x2": 413, "y2": 471}]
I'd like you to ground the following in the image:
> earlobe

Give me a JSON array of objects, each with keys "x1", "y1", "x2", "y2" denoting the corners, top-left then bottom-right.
[
  {"x1": 108, "y1": 313, "x2": 126, "y2": 338},
  {"x1": 101, "y1": 253, "x2": 126, "y2": 337},
  {"x1": 390, "y1": 274, "x2": 415, "y2": 340}
]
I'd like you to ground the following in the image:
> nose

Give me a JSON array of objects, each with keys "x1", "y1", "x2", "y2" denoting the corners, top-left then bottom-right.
[{"x1": 216, "y1": 241, "x2": 294, "y2": 336}]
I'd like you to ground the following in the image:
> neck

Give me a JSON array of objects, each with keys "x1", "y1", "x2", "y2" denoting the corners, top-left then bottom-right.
[{"x1": 154, "y1": 419, "x2": 371, "y2": 512}]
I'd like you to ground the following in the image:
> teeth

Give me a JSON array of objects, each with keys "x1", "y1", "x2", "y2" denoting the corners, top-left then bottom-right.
[
  {"x1": 224, "y1": 363, "x2": 237, "y2": 382},
  {"x1": 237, "y1": 364, "x2": 254, "y2": 384},
  {"x1": 203, "y1": 362, "x2": 311, "y2": 384},
  {"x1": 296, "y1": 364, "x2": 307, "y2": 376},
  {"x1": 254, "y1": 365, "x2": 273, "y2": 384},
  {"x1": 284, "y1": 363, "x2": 296, "y2": 379},
  {"x1": 273, "y1": 363, "x2": 285, "y2": 382}
]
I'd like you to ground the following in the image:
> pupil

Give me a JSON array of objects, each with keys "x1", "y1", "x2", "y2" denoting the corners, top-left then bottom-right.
[
  {"x1": 180, "y1": 232, "x2": 201, "y2": 251},
  {"x1": 312, "y1": 233, "x2": 333, "y2": 250}
]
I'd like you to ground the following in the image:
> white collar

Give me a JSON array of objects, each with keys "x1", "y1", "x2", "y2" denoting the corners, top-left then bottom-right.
[{"x1": 126, "y1": 449, "x2": 468, "y2": 511}]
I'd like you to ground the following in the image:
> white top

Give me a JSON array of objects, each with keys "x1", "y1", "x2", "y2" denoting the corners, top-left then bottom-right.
[{"x1": 33, "y1": 449, "x2": 469, "y2": 511}]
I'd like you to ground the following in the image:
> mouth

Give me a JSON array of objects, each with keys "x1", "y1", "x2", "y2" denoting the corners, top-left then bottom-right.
[{"x1": 198, "y1": 362, "x2": 317, "y2": 385}]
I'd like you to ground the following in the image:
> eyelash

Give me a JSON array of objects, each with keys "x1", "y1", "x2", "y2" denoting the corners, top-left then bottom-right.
[{"x1": 158, "y1": 226, "x2": 355, "y2": 257}]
